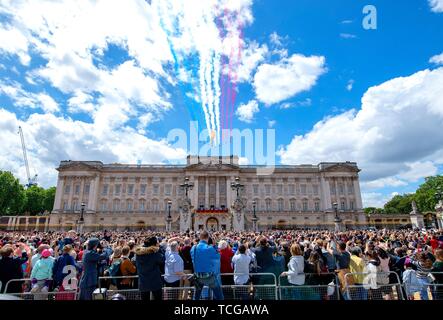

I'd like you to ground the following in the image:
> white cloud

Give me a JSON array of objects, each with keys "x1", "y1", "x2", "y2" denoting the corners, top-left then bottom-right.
[
  {"x1": 430, "y1": 52, "x2": 443, "y2": 65},
  {"x1": 346, "y1": 79, "x2": 354, "y2": 91},
  {"x1": 236, "y1": 41, "x2": 268, "y2": 83},
  {"x1": 253, "y1": 54, "x2": 326, "y2": 105},
  {"x1": 236, "y1": 100, "x2": 259, "y2": 123},
  {"x1": 429, "y1": 0, "x2": 443, "y2": 12},
  {"x1": 0, "y1": 108, "x2": 187, "y2": 188},
  {"x1": 280, "y1": 98, "x2": 312, "y2": 110},
  {"x1": 0, "y1": 23, "x2": 30, "y2": 65},
  {"x1": 0, "y1": 81, "x2": 59, "y2": 113},
  {"x1": 362, "y1": 192, "x2": 396, "y2": 208},
  {"x1": 279, "y1": 67, "x2": 443, "y2": 188},
  {"x1": 361, "y1": 177, "x2": 408, "y2": 190},
  {"x1": 397, "y1": 161, "x2": 438, "y2": 182}
]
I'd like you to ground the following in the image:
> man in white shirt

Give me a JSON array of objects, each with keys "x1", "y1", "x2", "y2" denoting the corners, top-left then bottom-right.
[
  {"x1": 231, "y1": 245, "x2": 251, "y2": 285},
  {"x1": 164, "y1": 241, "x2": 185, "y2": 287}
]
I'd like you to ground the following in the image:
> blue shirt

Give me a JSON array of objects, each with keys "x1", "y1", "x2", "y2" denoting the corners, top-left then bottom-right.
[
  {"x1": 190, "y1": 241, "x2": 220, "y2": 273},
  {"x1": 164, "y1": 248, "x2": 184, "y2": 283}
]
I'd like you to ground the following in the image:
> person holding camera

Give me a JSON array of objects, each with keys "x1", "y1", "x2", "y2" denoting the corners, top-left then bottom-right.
[
  {"x1": 190, "y1": 231, "x2": 224, "y2": 300},
  {"x1": 78, "y1": 238, "x2": 109, "y2": 300}
]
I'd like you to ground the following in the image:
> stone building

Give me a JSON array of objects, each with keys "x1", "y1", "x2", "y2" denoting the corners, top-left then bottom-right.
[{"x1": 46, "y1": 155, "x2": 369, "y2": 232}]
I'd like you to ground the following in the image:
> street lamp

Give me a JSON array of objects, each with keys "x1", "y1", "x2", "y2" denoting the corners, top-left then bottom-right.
[
  {"x1": 80, "y1": 202, "x2": 86, "y2": 223},
  {"x1": 167, "y1": 200, "x2": 172, "y2": 219},
  {"x1": 434, "y1": 187, "x2": 443, "y2": 228},
  {"x1": 333, "y1": 202, "x2": 342, "y2": 232},
  {"x1": 252, "y1": 200, "x2": 257, "y2": 219},
  {"x1": 180, "y1": 177, "x2": 194, "y2": 198},
  {"x1": 231, "y1": 177, "x2": 244, "y2": 198}
]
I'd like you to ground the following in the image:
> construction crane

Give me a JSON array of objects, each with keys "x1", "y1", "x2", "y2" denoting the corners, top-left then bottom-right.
[{"x1": 18, "y1": 126, "x2": 38, "y2": 188}]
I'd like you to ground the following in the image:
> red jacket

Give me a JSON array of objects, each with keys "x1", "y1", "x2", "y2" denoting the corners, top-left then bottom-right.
[{"x1": 220, "y1": 247, "x2": 234, "y2": 273}]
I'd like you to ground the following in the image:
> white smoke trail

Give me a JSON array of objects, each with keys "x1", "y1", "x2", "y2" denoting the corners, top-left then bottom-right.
[
  {"x1": 199, "y1": 52, "x2": 212, "y2": 137},
  {"x1": 213, "y1": 50, "x2": 221, "y2": 145}
]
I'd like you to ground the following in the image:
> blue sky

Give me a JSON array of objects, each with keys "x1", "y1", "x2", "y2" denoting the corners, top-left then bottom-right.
[{"x1": 0, "y1": 0, "x2": 443, "y2": 208}]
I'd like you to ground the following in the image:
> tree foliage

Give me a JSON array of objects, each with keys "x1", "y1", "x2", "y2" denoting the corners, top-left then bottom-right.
[
  {"x1": 0, "y1": 171, "x2": 56, "y2": 216},
  {"x1": 364, "y1": 175, "x2": 443, "y2": 214}
]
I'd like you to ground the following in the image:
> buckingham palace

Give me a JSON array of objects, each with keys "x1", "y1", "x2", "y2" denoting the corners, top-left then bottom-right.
[{"x1": 48, "y1": 155, "x2": 367, "y2": 232}]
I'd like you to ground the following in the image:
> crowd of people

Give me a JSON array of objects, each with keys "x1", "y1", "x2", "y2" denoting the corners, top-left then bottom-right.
[{"x1": 0, "y1": 228, "x2": 442, "y2": 300}]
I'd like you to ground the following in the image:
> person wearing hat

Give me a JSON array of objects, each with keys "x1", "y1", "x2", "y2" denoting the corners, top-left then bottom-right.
[
  {"x1": 30, "y1": 249, "x2": 54, "y2": 295},
  {"x1": 135, "y1": 236, "x2": 165, "y2": 300},
  {"x1": 78, "y1": 238, "x2": 109, "y2": 300}
]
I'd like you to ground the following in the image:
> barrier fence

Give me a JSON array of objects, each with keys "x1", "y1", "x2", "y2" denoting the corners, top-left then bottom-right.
[
  {"x1": 344, "y1": 272, "x2": 404, "y2": 300},
  {"x1": 2, "y1": 272, "x2": 443, "y2": 300}
]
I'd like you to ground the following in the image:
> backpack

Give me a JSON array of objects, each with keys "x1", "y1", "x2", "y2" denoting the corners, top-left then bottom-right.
[{"x1": 108, "y1": 260, "x2": 122, "y2": 286}]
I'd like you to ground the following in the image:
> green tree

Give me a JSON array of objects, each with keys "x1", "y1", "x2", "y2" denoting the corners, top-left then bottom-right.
[
  {"x1": 23, "y1": 185, "x2": 46, "y2": 215},
  {"x1": 414, "y1": 175, "x2": 443, "y2": 212},
  {"x1": 0, "y1": 171, "x2": 25, "y2": 215},
  {"x1": 384, "y1": 194, "x2": 416, "y2": 214},
  {"x1": 43, "y1": 186, "x2": 56, "y2": 212}
]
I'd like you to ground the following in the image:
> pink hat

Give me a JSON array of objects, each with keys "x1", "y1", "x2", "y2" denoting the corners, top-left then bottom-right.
[{"x1": 41, "y1": 249, "x2": 51, "y2": 258}]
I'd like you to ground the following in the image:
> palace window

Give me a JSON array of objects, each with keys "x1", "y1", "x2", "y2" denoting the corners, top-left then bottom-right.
[
  {"x1": 330, "y1": 183, "x2": 336, "y2": 195},
  {"x1": 339, "y1": 184, "x2": 344, "y2": 195},
  {"x1": 341, "y1": 201, "x2": 346, "y2": 210},
  {"x1": 276, "y1": 185, "x2": 283, "y2": 195},
  {"x1": 140, "y1": 200, "x2": 145, "y2": 211},
  {"x1": 278, "y1": 199, "x2": 284, "y2": 211},
  {"x1": 290, "y1": 199, "x2": 296, "y2": 211},
  {"x1": 302, "y1": 201, "x2": 308, "y2": 212},
  {"x1": 265, "y1": 185, "x2": 271, "y2": 195},
  {"x1": 75, "y1": 184, "x2": 80, "y2": 195},
  {"x1": 315, "y1": 202, "x2": 320, "y2": 211},
  {"x1": 127, "y1": 184, "x2": 134, "y2": 195},
  {"x1": 102, "y1": 185, "x2": 108, "y2": 195},
  {"x1": 127, "y1": 200, "x2": 133, "y2": 211},
  {"x1": 113, "y1": 199, "x2": 120, "y2": 211},
  {"x1": 300, "y1": 184, "x2": 307, "y2": 195},
  {"x1": 153, "y1": 184, "x2": 159, "y2": 195},
  {"x1": 265, "y1": 199, "x2": 272, "y2": 211},
  {"x1": 165, "y1": 184, "x2": 172, "y2": 196},
  {"x1": 140, "y1": 184, "x2": 146, "y2": 195},
  {"x1": 289, "y1": 185, "x2": 295, "y2": 195},
  {"x1": 350, "y1": 201, "x2": 354, "y2": 210},
  {"x1": 63, "y1": 202, "x2": 68, "y2": 211},
  {"x1": 115, "y1": 185, "x2": 121, "y2": 195},
  {"x1": 84, "y1": 184, "x2": 90, "y2": 195},
  {"x1": 313, "y1": 185, "x2": 319, "y2": 195},
  {"x1": 253, "y1": 184, "x2": 259, "y2": 195},
  {"x1": 72, "y1": 201, "x2": 79, "y2": 211},
  {"x1": 101, "y1": 200, "x2": 107, "y2": 211},
  {"x1": 152, "y1": 200, "x2": 159, "y2": 211},
  {"x1": 348, "y1": 183, "x2": 354, "y2": 195},
  {"x1": 64, "y1": 185, "x2": 70, "y2": 195}
]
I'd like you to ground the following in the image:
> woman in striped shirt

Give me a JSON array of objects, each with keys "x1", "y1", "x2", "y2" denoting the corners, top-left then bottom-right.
[{"x1": 412, "y1": 252, "x2": 434, "y2": 300}]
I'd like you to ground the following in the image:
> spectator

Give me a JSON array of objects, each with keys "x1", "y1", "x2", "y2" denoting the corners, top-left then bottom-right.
[
  {"x1": 219, "y1": 240, "x2": 234, "y2": 285},
  {"x1": 231, "y1": 244, "x2": 251, "y2": 285},
  {"x1": 190, "y1": 231, "x2": 224, "y2": 300},
  {"x1": 30, "y1": 249, "x2": 54, "y2": 295},
  {"x1": 52, "y1": 245, "x2": 77, "y2": 289},
  {"x1": 349, "y1": 246, "x2": 367, "y2": 300},
  {"x1": 412, "y1": 252, "x2": 434, "y2": 300},
  {"x1": 164, "y1": 241, "x2": 185, "y2": 288},
  {"x1": 281, "y1": 244, "x2": 305, "y2": 300},
  {"x1": 79, "y1": 238, "x2": 108, "y2": 300},
  {"x1": 403, "y1": 258, "x2": 421, "y2": 300},
  {"x1": 120, "y1": 246, "x2": 137, "y2": 290},
  {"x1": 0, "y1": 245, "x2": 28, "y2": 293},
  {"x1": 135, "y1": 236, "x2": 165, "y2": 301}
]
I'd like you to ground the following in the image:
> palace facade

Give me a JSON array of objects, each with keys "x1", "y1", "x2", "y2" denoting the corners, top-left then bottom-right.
[{"x1": 47, "y1": 155, "x2": 369, "y2": 232}]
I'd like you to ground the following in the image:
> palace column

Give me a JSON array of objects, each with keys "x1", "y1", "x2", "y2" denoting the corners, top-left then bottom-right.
[
  {"x1": 88, "y1": 175, "x2": 100, "y2": 213},
  {"x1": 320, "y1": 176, "x2": 332, "y2": 211},
  {"x1": 205, "y1": 177, "x2": 209, "y2": 208},
  {"x1": 353, "y1": 177, "x2": 363, "y2": 210},
  {"x1": 216, "y1": 177, "x2": 220, "y2": 208},
  {"x1": 53, "y1": 177, "x2": 65, "y2": 213}
]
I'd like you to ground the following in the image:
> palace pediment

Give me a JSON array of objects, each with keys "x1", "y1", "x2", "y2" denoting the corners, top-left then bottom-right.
[
  {"x1": 57, "y1": 161, "x2": 103, "y2": 172},
  {"x1": 185, "y1": 162, "x2": 239, "y2": 171},
  {"x1": 320, "y1": 162, "x2": 360, "y2": 173}
]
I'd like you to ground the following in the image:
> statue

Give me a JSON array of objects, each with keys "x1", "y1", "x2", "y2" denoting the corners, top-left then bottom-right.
[
  {"x1": 410, "y1": 201, "x2": 419, "y2": 215},
  {"x1": 232, "y1": 198, "x2": 245, "y2": 223}
]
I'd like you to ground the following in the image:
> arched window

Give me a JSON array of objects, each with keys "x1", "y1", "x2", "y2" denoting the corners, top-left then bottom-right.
[
  {"x1": 290, "y1": 199, "x2": 296, "y2": 211},
  {"x1": 152, "y1": 199, "x2": 159, "y2": 212},
  {"x1": 113, "y1": 199, "x2": 120, "y2": 211},
  {"x1": 277, "y1": 199, "x2": 284, "y2": 211},
  {"x1": 100, "y1": 200, "x2": 107, "y2": 211},
  {"x1": 139, "y1": 200, "x2": 145, "y2": 211},
  {"x1": 265, "y1": 199, "x2": 272, "y2": 211},
  {"x1": 127, "y1": 199, "x2": 133, "y2": 211}
]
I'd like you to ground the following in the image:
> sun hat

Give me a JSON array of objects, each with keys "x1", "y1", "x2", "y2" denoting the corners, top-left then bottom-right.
[{"x1": 41, "y1": 249, "x2": 51, "y2": 258}]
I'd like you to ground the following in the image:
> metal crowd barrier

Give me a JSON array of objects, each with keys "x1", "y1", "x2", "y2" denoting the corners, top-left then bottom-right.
[
  {"x1": 402, "y1": 272, "x2": 443, "y2": 301},
  {"x1": 278, "y1": 273, "x2": 340, "y2": 300},
  {"x1": 3, "y1": 278, "x2": 78, "y2": 300},
  {"x1": 344, "y1": 272, "x2": 404, "y2": 300},
  {"x1": 219, "y1": 273, "x2": 278, "y2": 300}
]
